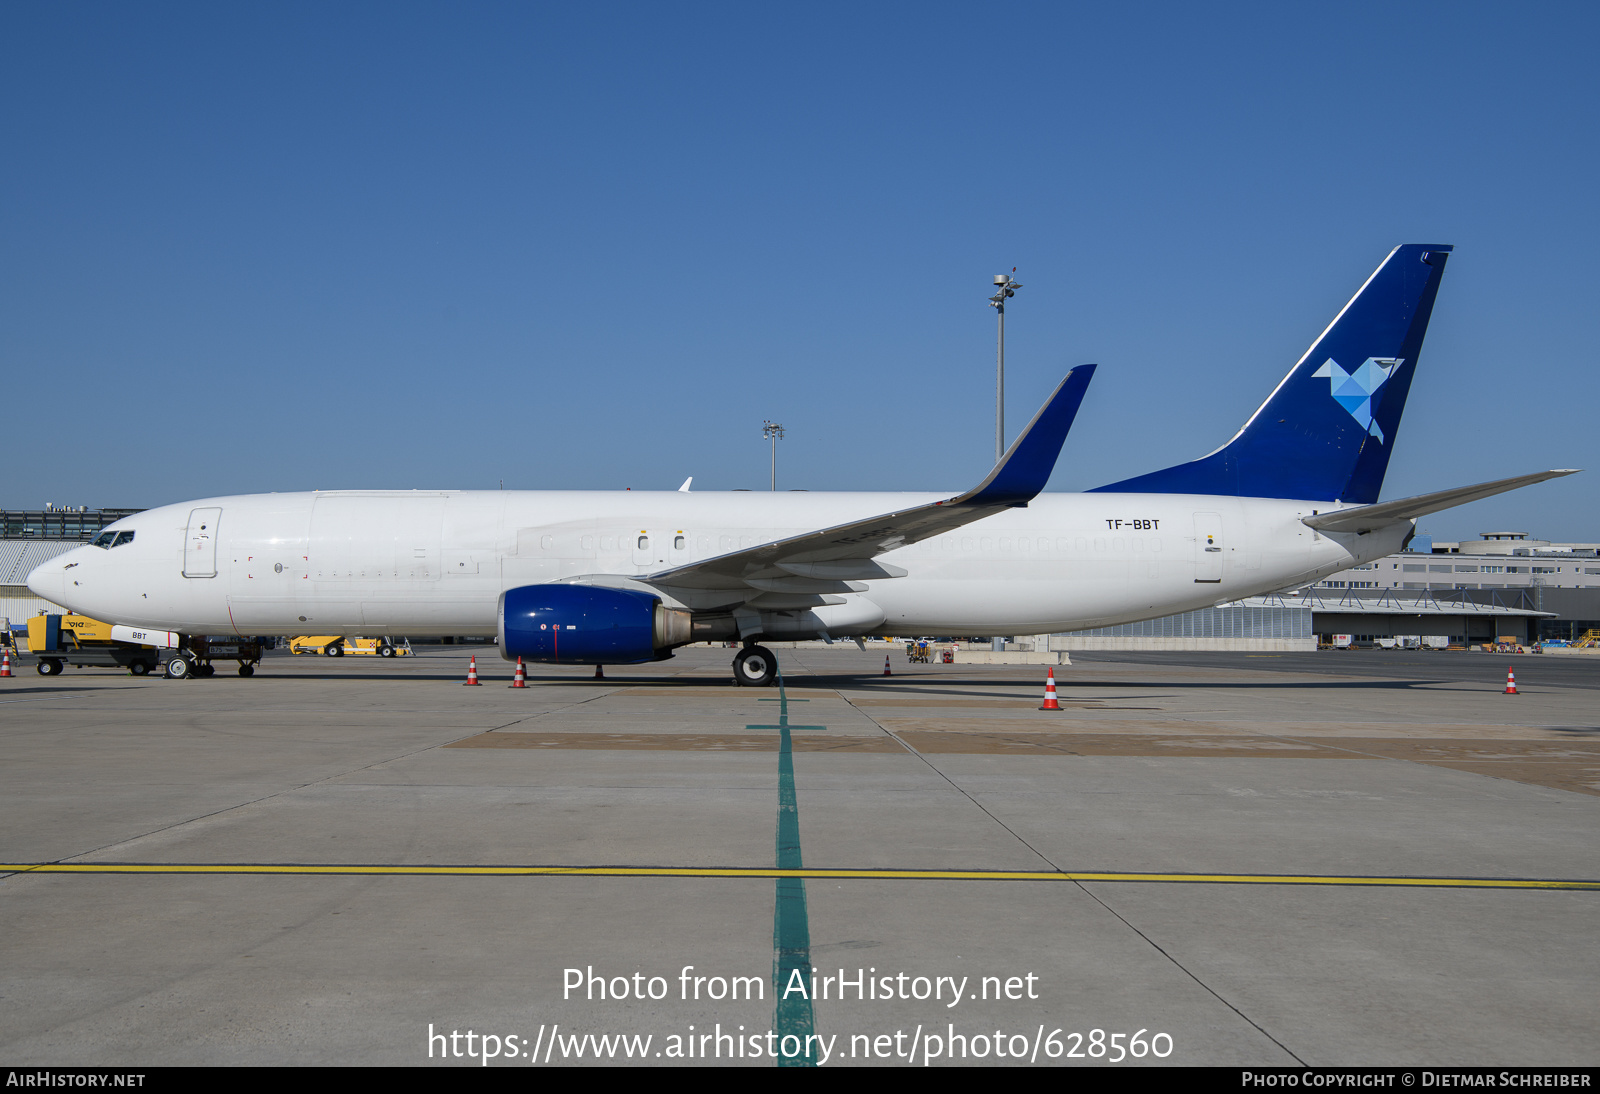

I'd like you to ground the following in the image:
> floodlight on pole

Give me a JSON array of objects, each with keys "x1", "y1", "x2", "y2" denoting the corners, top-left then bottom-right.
[
  {"x1": 989, "y1": 270, "x2": 1021, "y2": 464},
  {"x1": 762, "y1": 420, "x2": 785, "y2": 491},
  {"x1": 988, "y1": 269, "x2": 1021, "y2": 652}
]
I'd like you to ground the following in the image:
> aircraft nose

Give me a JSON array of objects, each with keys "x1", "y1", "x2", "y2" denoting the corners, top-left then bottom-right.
[{"x1": 26, "y1": 560, "x2": 66, "y2": 605}]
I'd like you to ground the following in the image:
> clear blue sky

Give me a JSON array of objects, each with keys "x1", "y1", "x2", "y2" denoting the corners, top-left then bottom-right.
[{"x1": 5, "y1": 2, "x2": 1596, "y2": 541}]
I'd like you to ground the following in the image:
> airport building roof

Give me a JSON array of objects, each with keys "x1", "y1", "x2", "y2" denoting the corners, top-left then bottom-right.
[
  {"x1": 0, "y1": 507, "x2": 144, "y2": 539},
  {"x1": 0, "y1": 539, "x2": 80, "y2": 586}
]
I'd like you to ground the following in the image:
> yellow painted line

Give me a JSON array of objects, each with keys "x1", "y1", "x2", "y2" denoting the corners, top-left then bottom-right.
[{"x1": 0, "y1": 863, "x2": 1595, "y2": 890}]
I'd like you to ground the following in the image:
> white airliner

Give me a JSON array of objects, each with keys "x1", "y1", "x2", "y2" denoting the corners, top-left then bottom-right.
[{"x1": 28, "y1": 244, "x2": 1576, "y2": 684}]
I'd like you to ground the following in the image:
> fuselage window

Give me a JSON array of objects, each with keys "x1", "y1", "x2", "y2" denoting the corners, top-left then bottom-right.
[
  {"x1": 999, "y1": 538, "x2": 1012, "y2": 552},
  {"x1": 601, "y1": 536, "x2": 615, "y2": 551},
  {"x1": 541, "y1": 535, "x2": 554, "y2": 550},
  {"x1": 581, "y1": 535, "x2": 594, "y2": 550},
  {"x1": 673, "y1": 536, "x2": 685, "y2": 550},
  {"x1": 962, "y1": 537, "x2": 975, "y2": 551},
  {"x1": 637, "y1": 536, "x2": 648, "y2": 550}
]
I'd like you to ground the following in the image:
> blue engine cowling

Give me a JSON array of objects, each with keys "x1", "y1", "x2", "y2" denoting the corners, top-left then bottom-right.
[{"x1": 499, "y1": 584, "x2": 690, "y2": 664}]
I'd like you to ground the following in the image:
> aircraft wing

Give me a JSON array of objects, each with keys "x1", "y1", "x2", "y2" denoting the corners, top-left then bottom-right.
[
  {"x1": 1301, "y1": 469, "x2": 1580, "y2": 535},
  {"x1": 644, "y1": 365, "x2": 1096, "y2": 592}
]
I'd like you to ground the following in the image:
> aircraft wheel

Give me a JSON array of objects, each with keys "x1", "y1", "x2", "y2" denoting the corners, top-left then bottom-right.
[
  {"x1": 165, "y1": 655, "x2": 191, "y2": 680},
  {"x1": 733, "y1": 645, "x2": 778, "y2": 687},
  {"x1": 238, "y1": 664, "x2": 255, "y2": 677}
]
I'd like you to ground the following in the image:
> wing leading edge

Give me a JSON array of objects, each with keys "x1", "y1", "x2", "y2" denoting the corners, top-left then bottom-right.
[{"x1": 644, "y1": 365, "x2": 1096, "y2": 592}]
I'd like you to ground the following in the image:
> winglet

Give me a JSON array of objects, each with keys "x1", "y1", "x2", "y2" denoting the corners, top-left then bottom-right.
[{"x1": 954, "y1": 364, "x2": 1096, "y2": 507}]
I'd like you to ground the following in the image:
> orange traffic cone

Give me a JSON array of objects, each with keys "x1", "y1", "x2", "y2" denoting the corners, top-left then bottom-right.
[
  {"x1": 883, "y1": 654, "x2": 891, "y2": 676},
  {"x1": 1504, "y1": 666, "x2": 1517, "y2": 695},
  {"x1": 0, "y1": 648, "x2": 10, "y2": 677},
  {"x1": 510, "y1": 657, "x2": 527, "y2": 688},
  {"x1": 594, "y1": 664, "x2": 605, "y2": 679},
  {"x1": 464, "y1": 655, "x2": 482, "y2": 686},
  {"x1": 1039, "y1": 667, "x2": 1063, "y2": 710}
]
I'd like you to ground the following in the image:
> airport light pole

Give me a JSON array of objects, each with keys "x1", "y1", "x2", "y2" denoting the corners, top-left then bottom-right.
[
  {"x1": 989, "y1": 272, "x2": 1020, "y2": 653},
  {"x1": 989, "y1": 271, "x2": 1021, "y2": 463},
  {"x1": 763, "y1": 420, "x2": 785, "y2": 491}
]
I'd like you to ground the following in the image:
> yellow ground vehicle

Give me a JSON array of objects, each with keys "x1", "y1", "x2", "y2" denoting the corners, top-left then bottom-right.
[
  {"x1": 289, "y1": 635, "x2": 411, "y2": 658},
  {"x1": 25, "y1": 613, "x2": 162, "y2": 676}
]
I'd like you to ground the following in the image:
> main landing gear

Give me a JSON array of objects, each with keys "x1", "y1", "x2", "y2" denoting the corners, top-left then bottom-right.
[{"x1": 732, "y1": 643, "x2": 778, "y2": 687}]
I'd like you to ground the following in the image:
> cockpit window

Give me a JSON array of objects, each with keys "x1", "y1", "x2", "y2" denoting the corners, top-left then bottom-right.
[
  {"x1": 90, "y1": 531, "x2": 116, "y2": 549},
  {"x1": 112, "y1": 531, "x2": 135, "y2": 547}
]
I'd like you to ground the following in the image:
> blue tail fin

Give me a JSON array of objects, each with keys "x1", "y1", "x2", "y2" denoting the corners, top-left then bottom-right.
[{"x1": 1090, "y1": 244, "x2": 1452, "y2": 503}]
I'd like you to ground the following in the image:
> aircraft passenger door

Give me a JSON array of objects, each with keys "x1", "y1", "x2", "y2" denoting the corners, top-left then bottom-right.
[
  {"x1": 183, "y1": 507, "x2": 222, "y2": 578},
  {"x1": 1193, "y1": 512, "x2": 1223, "y2": 583}
]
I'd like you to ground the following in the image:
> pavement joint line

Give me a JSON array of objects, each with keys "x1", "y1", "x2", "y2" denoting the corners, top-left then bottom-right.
[
  {"x1": 1, "y1": 864, "x2": 1594, "y2": 888},
  {"x1": 58, "y1": 716, "x2": 531, "y2": 865},
  {"x1": 771, "y1": 671, "x2": 816, "y2": 1067}
]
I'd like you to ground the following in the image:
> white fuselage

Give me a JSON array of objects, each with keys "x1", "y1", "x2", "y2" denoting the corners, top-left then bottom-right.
[{"x1": 28, "y1": 489, "x2": 1405, "y2": 639}]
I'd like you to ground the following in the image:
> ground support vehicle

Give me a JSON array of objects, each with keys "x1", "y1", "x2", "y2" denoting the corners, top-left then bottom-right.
[
  {"x1": 24, "y1": 614, "x2": 162, "y2": 676},
  {"x1": 288, "y1": 636, "x2": 411, "y2": 658}
]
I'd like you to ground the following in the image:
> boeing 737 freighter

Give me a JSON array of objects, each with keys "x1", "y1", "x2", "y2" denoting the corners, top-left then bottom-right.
[{"x1": 28, "y1": 244, "x2": 1576, "y2": 684}]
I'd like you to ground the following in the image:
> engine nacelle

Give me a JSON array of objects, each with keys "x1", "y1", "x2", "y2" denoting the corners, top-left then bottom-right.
[{"x1": 498, "y1": 584, "x2": 691, "y2": 664}]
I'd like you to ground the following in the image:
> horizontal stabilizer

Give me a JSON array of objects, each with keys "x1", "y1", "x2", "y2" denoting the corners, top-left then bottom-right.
[
  {"x1": 645, "y1": 365, "x2": 1095, "y2": 591},
  {"x1": 1301, "y1": 470, "x2": 1580, "y2": 535}
]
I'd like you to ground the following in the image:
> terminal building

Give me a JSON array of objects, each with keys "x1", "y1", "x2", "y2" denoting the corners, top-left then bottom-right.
[
  {"x1": 0, "y1": 507, "x2": 142, "y2": 625},
  {"x1": 1061, "y1": 532, "x2": 1600, "y2": 651}
]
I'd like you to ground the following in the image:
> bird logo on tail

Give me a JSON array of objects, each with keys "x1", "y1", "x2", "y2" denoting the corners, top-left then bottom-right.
[{"x1": 1311, "y1": 357, "x2": 1403, "y2": 443}]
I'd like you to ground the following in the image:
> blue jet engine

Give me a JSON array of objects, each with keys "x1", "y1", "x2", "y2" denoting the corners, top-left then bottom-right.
[{"x1": 499, "y1": 584, "x2": 692, "y2": 664}]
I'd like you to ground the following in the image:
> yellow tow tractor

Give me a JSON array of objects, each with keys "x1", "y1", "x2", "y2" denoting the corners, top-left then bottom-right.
[
  {"x1": 289, "y1": 635, "x2": 412, "y2": 658},
  {"x1": 25, "y1": 613, "x2": 163, "y2": 676}
]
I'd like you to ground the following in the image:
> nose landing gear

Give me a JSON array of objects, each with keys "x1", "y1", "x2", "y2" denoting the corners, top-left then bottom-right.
[{"x1": 732, "y1": 643, "x2": 778, "y2": 687}]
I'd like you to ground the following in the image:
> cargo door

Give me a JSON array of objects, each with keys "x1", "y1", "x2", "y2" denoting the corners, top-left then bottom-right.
[
  {"x1": 1193, "y1": 511, "x2": 1223, "y2": 583},
  {"x1": 184, "y1": 507, "x2": 222, "y2": 578}
]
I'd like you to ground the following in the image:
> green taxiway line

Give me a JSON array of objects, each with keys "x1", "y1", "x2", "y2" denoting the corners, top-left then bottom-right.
[{"x1": 2, "y1": 863, "x2": 1595, "y2": 890}]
